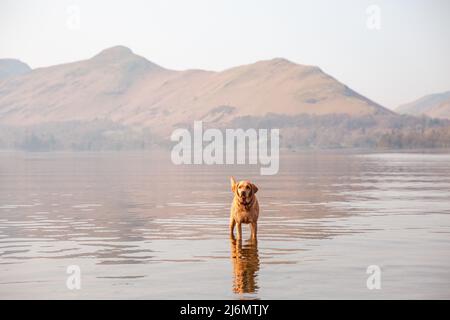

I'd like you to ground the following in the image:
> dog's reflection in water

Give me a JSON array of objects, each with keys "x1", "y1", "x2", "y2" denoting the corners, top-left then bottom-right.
[{"x1": 230, "y1": 238, "x2": 260, "y2": 294}]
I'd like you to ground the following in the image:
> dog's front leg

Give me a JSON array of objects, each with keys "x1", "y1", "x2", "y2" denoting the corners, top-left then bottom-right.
[
  {"x1": 229, "y1": 218, "x2": 236, "y2": 239},
  {"x1": 250, "y1": 222, "x2": 257, "y2": 240},
  {"x1": 236, "y1": 222, "x2": 242, "y2": 240}
]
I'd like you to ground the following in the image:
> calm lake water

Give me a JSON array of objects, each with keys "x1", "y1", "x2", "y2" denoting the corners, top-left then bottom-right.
[{"x1": 0, "y1": 150, "x2": 449, "y2": 299}]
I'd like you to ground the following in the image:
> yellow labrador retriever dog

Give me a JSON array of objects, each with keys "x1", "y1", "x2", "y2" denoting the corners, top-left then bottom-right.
[{"x1": 229, "y1": 177, "x2": 259, "y2": 240}]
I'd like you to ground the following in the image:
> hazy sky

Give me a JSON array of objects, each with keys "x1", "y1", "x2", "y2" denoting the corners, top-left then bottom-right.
[{"x1": 1, "y1": 0, "x2": 449, "y2": 109}]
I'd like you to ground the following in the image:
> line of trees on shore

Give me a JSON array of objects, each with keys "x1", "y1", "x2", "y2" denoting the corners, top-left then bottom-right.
[{"x1": 0, "y1": 114, "x2": 449, "y2": 151}]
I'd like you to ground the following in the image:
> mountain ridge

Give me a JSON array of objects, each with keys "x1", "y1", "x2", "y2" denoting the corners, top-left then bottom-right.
[
  {"x1": 397, "y1": 91, "x2": 450, "y2": 120},
  {"x1": 0, "y1": 45, "x2": 392, "y2": 135},
  {"x1": 0, "y1": 59, "x2": 32, "y2": 80}
]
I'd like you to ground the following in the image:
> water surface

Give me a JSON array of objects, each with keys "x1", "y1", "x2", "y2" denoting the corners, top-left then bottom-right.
[{"x1": 0, "y1": 151, "x2": 449, "y2": 299}]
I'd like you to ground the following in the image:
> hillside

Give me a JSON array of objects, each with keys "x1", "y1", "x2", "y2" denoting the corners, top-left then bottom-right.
[
  {"x1": 0, "y1": 59, "x2": 31, "y2": 80},
  {"x1": 397, "y1": 91, "x2": 450, "y2": 120},
  {"x1": 0, "y1": 46, "x2": 391, "y2": 136},
  {"x1": 1, "y1": 46, "x2": 449, "y2": 150}
]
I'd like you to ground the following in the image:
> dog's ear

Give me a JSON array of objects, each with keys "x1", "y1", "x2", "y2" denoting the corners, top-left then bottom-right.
[
  {"x1": 230, "y1": 176, "x2": 237, "y2": 193},
  {"x1": 251, "y1": 183, "x2": 258, "y2": 194}
]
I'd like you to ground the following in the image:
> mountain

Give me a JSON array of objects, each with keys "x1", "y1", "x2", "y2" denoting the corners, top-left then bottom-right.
[
  {"x1": 1, "y1": 46, "x2": 449, "y2": 150},
  {"x1": 0, "y1": 46, "x2": 392, "y2": 135},
  {"x1": 0, "y1": 59, "x2": 31, "y2": 80},
  {"x1": 397, "y1": 91, "x2": 450, "y2": 120}
]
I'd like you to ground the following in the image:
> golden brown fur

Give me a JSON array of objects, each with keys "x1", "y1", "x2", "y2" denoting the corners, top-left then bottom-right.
[
  {"x1": 229, "y1": 177, "x2": 260, "y2": 240},
  {"x1": 230, "y1": 239, "x2": 259, "y2": 294}
]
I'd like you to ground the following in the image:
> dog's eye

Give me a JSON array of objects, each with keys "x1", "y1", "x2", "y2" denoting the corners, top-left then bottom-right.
[{"x1": 246, "y1": 186, "x2": 250, "y2": 189}]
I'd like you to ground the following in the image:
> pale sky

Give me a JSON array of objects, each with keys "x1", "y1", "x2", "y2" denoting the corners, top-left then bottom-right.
[{"x1": 1, "y1": 0, "x2": 449, "y2": 109}]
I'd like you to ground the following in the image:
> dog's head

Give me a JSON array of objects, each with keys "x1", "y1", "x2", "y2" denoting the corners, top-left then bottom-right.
[{"x1": 230, "y1": 176, "x2": 258, "y2": 201}]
